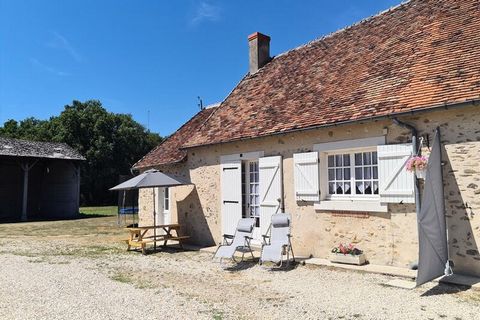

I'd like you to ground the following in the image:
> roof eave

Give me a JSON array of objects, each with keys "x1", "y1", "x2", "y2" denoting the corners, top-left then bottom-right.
[
  {"x1": 181, "y1": 98, "x2": 480, "y2": 150},
  {"x1": 132, "y1": 156, "x2": 187, "y2": 170}
]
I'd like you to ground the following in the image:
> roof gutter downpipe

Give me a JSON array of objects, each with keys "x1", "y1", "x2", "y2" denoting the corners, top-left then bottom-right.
[{"x1": 392, "y1": 118, "x2": 421, "y2": 214}]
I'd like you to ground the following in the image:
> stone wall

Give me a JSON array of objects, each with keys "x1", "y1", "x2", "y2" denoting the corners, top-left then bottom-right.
[{"x1": 138, "y1": 104, "x2": 480, "y2": 275}]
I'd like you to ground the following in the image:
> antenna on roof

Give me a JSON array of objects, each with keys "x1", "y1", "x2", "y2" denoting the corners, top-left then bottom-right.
[
  {"x1": 147, "y1": 109, "x2": 150, "y2": 132},
  {"x1": 197, "y1": 96, "x2": 204, "y2": 110}
]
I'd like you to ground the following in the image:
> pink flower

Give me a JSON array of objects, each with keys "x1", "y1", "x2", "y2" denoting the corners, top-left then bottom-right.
[{"x1": 406, "y1": 155, "x2": 428, "y2": 172}]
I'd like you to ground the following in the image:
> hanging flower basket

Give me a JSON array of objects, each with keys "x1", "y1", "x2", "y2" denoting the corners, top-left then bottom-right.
[
  {"x1": 406, "y1": 155, "x2": 428, "y2": 179},
  {"x1": 415, "y1": 169, "x2": 426, "y2": 179}
]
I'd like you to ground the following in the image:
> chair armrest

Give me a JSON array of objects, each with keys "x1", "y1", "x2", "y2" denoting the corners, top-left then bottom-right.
[
  {"x1": 261, "y1": 234, "x2": 270, "y2": 245},
  {"x1": 221, "y1": 234, "x2": 235, "y2": 245}
]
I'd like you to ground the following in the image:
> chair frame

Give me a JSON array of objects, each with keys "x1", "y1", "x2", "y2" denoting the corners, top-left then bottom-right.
[
  {"x1": 213, "y1": 229, "x2": 255, "y2": 265},
  {"x1": 260, "y1": 222, "x2": 295, "y2": 268}
]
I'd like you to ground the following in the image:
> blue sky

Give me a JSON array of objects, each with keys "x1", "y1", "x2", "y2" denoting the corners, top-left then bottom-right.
[{"x1": 0, "y1": 0, "x2": 402, "y2": 136}]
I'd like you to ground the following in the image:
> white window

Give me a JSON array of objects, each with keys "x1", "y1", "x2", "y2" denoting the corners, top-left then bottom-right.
[
  {"x1": 163, "y1": 187, "x2": 170, "y2": 212},
  {"x1": 326, "y1": 150, "x2": 379, "y2": 198},
  {"x1": 242, "y1": 160, "x2": 260, "y2": 227},
  {"x1": 314, "y1": 137, "x2": 388, "y2": 212}
]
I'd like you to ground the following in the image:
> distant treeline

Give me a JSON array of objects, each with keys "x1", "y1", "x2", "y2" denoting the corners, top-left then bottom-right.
[{"x1": 0, "y1": 100, "x2": 162, "y2": 205}]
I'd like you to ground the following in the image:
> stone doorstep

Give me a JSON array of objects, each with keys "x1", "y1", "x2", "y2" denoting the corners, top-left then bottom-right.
[
  {"x1": 304, "y1": 258, "x2": 417, "y2": 279},
  {"x1": 305, "y1": 258, "x2": 480, "y2": 291},
  {"x1": 188, "y1": 245, "x2": 480, "y2": 291}
]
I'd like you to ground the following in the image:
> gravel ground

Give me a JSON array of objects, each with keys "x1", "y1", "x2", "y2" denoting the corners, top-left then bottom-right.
[{"x1": 0, "y1": 217, "x2": 479, "y2": 320}]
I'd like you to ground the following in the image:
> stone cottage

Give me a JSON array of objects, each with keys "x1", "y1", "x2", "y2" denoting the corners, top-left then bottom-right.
[{"x1": 134, "y1": 0, "x2": 480, "y2": 276}]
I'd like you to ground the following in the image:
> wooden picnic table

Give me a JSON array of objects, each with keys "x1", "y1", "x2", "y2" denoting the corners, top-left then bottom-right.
[{"x1": 124, "y1": 223, "x2": 190, "y2": 254}]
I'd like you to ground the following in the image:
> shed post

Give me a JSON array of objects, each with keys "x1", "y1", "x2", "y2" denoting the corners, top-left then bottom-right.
[
  {"x1": 75, "y1": 163, "x2": 81, "y2": 215},
  {"x1": 20, "y1": 161, "x2": 37, "y2": 221}
]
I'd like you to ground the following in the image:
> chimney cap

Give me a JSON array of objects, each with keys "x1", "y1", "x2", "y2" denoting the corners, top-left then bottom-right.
[{"x1": 248, "y1": 32, "x2": 271, "y2": 42}]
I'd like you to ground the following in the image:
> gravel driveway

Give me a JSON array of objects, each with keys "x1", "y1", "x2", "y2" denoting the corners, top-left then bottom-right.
[{"x1": 0, "y1": 216, "x2": 479, "y2": 320}]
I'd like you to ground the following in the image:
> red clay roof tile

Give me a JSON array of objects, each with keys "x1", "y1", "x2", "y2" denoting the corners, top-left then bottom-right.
[
  {"x1": 184, "y1": 0, "x2": 480, "y2": 148},
  {"x1": 133, "y1": 107, "x2": 216, "y2": 169}
]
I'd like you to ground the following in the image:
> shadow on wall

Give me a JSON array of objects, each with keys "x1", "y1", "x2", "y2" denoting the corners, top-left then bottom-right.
[
  {"x1": 177, "y1": 185, "x2": 215, "y2": 247},
  {"x1": 443, "y1": 145, "x2": 479, "y2": 277}
]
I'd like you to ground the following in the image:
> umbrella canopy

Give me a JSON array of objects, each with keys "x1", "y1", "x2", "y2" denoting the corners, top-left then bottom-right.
[
  {"x1": 110, "y1": 169, "x2": 191, "y2": 253},
  {"x1": 110, "y1": 169, "x2": 190, "y2": 190},
  {"x1": 416, "y1": 128, "x2": 450, "y2": 287}
]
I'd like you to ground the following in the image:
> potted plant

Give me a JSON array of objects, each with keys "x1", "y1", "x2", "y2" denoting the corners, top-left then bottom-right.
[
  {"x1": 330, "y1": 243, "x2": 366, "y2": 265},
  {"x1": 406, "y1": 155, "x2": 428, "y2": 179}
]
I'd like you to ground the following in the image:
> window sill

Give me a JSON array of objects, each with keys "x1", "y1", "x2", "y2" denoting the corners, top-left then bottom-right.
[{"x1": 314, "y1": 200, "x2": 388, "y2": 213}]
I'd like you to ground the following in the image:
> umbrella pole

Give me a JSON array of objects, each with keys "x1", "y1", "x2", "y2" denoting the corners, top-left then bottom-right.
[
  {"x1": 153, "y1": 187, "x2": 156, "y2": 252},
  {"x1": 121, "y1": 190, "x2": 126, "y2": 226}
]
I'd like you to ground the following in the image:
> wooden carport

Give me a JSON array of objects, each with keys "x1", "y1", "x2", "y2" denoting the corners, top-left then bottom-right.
[{"x1": 0, "y1": 137, "x2": 85, "y2": 221}]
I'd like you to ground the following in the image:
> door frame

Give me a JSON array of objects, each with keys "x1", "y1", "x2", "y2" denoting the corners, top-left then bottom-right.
[{"x1": 220, "y1": 151, "x2": 264, "y2": 238}]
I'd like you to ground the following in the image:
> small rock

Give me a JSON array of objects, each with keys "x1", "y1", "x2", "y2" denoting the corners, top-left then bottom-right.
[{"x1": 466, "y1": 249, "x2": 479, "y2": 256}]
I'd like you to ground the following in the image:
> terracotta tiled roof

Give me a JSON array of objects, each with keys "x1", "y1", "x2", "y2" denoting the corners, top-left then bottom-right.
[
  {"x1": 184, "y1": 0, "x2": 480, "y2": 148},
  {"x1": 133, "y1": 106, "x2": 216, "y2": 168}
]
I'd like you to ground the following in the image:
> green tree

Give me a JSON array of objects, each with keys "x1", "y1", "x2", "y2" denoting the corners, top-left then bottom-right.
[{"x1": 0, "y1": 100, "x2": 162, "y2": 205}]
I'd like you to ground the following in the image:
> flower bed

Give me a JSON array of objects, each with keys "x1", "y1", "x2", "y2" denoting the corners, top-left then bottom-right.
[{"x1": 330, "y1": 243, "x2": 366, "y2": 266}]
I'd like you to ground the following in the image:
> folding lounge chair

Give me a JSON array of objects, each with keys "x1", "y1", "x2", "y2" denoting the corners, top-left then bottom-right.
[
  {"x1": 260, "y1": 213, "x2": 295, "y2": 267},
  {"x1": 213, "y1": 218, "x2": 256, "y2": 264}
]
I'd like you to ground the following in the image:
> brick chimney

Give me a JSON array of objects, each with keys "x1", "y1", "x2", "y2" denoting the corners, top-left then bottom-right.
[{"x1": 248, "y1": 32, "x2": 271, "y2": 74}]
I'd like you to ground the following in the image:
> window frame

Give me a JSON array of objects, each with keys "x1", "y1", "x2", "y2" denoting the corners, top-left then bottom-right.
[
  {"x1": 163, "y1": 187, "x2": 170, "y2": 213},
  {"x1": 321, "y1": 146, "x2": 380, "y2": 202}
]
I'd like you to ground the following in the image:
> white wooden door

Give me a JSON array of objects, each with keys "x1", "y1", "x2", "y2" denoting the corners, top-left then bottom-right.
[
  {"x1": 259, "y1": 156, "x2": 283, "y2": 240},
  {"x1": 221, "y1": 160, "x2": 242, "y2": 236},
  {"x1": 162, "y1": 187, "x2": 171, "y2": 225},
  {"x1": 154, "y1": 187, "x2": 167, "y2": 235}
]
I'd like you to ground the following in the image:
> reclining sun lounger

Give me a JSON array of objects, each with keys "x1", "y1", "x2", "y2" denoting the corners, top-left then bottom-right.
[
  {"x1": 213, "y1": 218, "x2": 256, "y2": 264},
  {"x1": 260, "y1": 213, "x2": 295, "y2": 267}
]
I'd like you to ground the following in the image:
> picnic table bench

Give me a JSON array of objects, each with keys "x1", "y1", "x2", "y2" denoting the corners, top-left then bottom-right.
[{"x1": 124, "y1": 224, "x2": 190, "y2": 254}]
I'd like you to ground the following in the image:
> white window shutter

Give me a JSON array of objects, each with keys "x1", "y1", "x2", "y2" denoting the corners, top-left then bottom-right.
[
  {"x1": 293, "y1": 152, "x2": 319, "y2": 202},
  {"x1": 220, "y1": 160, "x2": 242, "y2": 236},
  {"x1": 377, "y1": 144, "x2": 415, "y2": 203},
  {"x1": 259, "y1": 156, "x2": 282, "y2": 237}
]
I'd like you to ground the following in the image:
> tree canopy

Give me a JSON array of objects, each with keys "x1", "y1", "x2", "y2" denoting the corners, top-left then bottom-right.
[{"x1": 0, "y1": 100, "x2": 162, "y2": 205}]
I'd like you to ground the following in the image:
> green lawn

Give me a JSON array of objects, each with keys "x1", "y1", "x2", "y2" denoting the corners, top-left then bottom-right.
[{"x1": 79, "y1": 206, "x2": 118, "y2": 216}]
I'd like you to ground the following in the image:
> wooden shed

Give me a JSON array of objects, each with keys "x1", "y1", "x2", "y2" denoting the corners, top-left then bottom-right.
[{"x1": 0, "y1": 137, "x2": 85, "y2": 221}]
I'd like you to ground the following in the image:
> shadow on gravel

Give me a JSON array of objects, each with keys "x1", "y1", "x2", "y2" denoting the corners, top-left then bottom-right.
[
  {"x1": 223, "y1": 261, "x2": 258, "y2": 272},
  {"x1": 420, "y1": 283, "x2": 470, "y2": 296},
  {"x1": 265, "y1": 261, "x2": 300, "y2": 272},
  {"x1": 143, "y1": 246, "x2": 194, "y2": 255}
]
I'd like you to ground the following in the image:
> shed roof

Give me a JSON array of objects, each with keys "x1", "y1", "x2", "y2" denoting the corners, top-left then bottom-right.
[
  {"x1": 133, "y1": 106, "x2": 217, "y2": 169},
  {"x1": 0, "y1": 137, "x2": 85, "y2": 161},
  {"x1": 184, "y1": 0, "x2": 480, "y2": 148}
]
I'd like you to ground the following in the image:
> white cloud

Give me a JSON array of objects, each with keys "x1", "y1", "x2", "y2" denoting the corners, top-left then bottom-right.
[
  {"x1": 190, "y1": 2, "x2": 221, "y2": 26},
  {"x1": 30, "y1": 58, "x2": 70, "y2": 77},
  {"x1": 47, "y1": 31, "x2": 83, "y2": 62}
]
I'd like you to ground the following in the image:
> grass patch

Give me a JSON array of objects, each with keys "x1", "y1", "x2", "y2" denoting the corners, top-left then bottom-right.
[
  {"x1": 109, "y1": 271, "x2": 156, "y2": 289},
  {"x1": 212, "y1": 309, "x2": 224, "y2": 320},
  {"x1": 110, "y1": 272, "x2": 134, "y2": 284},
  {"x1": 80, "y1": 206, "x2": 118, "y2": 216}
]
